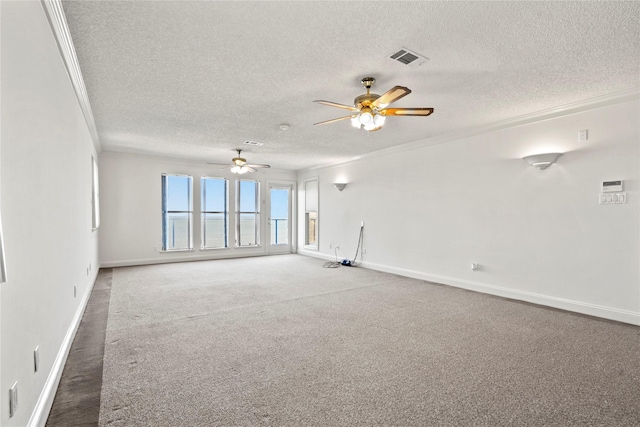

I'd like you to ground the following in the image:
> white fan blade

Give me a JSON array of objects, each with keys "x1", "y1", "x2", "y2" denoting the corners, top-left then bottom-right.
[
  {"x1": 314, "y1": 115, "x2": 357, "y2": 126},
  {"x1": 313, "y1": 100, "x2": 359, "y2": 111},
  {"x1": 207, "y1": 162, "x2": 232, "y2": 168}
]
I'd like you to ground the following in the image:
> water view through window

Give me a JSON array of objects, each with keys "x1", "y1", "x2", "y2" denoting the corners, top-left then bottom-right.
[
  {"x1": 162, "y1": 174, "x2": 193, "y2": 250},
  {"x1": 163, "y1": 177, "x2": 288, "y2": 249},
  {"x1": 270, "y1": 188, "x2": 289, "y2": 245},
  {"x1": 238, "y1": 180, "x2": 259, "y2": 246},
  {"x1": 201, "y1": 177, "x2": 228, "y2": 248}
]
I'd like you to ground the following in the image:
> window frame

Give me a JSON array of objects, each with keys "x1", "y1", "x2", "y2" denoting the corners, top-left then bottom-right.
[
  {"x1": 201, "y1": 176, "x2": 229, "y2": 250},
  {"x1": 161, "y1": 174, "x2": 193, "y2": 251},
  {"x1": 236, "y1": 179, "x2": 260, "y2": 247},
  {"x1": 91, "y1": 156, "x2": 100, "y2": 230}
]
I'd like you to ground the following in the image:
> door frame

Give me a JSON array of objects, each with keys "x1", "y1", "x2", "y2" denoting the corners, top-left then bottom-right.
[{"x1": 266, "y1": 180, "x2": 296, "y2": 254}]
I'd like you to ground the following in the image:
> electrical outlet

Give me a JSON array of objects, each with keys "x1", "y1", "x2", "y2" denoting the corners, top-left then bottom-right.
[
  {"x1": 34, "y1": 347, "x2": 40, "y2": 372},
  {"x1": 9, "y1": 381, "x2": 18, "y2": 418},
  {"x1": 471, "y1": 263, "x2": 479, "y2": 271}
]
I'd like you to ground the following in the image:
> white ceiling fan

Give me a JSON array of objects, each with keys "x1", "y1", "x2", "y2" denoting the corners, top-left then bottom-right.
[
  {"x1": 313, "y1": 77, "x2": 434, "y2": 132},
  {"x1": 209, "y1": 149, "x2": 271, "y2": 174}
]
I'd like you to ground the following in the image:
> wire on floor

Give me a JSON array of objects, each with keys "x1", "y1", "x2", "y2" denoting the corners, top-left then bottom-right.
[
  {"x1": 322, "y1": 224, "x2": 365, "y2": 268},
  {"x1": 323, "y1": 246, "x2": 342, "y2": 268}
]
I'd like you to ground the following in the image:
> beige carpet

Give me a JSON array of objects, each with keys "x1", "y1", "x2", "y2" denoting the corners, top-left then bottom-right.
[{"x1": 99, "y1": 255, "x2": 640, "y2": 426}]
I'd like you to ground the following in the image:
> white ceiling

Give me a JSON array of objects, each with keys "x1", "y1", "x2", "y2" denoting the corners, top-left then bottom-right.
[{"x1": 61, "y1": 1, "x2": 640, "y2": 171}]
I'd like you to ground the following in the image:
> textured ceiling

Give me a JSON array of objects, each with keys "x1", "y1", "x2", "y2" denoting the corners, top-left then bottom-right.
[{"x1": 61, "y1": 1, "x2": 640, "y2": 171}]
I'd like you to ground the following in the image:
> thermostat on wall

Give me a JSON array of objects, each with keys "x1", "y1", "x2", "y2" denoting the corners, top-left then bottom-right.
[{"x1": 602, "y1": 180, "x2": 623, "y2": 192}]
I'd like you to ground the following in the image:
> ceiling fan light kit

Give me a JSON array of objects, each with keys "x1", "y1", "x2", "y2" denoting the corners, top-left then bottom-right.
[
  {"x1": 231, "y1": 164, "x2": 250, "y2": 175},
  {"x1": 313, "y1": 77, "x2": 434, "y2": 132},
  {"x1": 351, "y1": 110, "x2": 385, "y2": 131}
]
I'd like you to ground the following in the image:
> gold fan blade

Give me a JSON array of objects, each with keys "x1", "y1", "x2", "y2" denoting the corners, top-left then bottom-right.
[
  {"x1": 313, "y1": 115, "x2": 357, "y2": 126},
  {"x1": 313, "y1": 100, "x2": 359, "y2": 111},
  {"x1": 371, "y1": 86, "x2": 411, "y2": 108},
  {"x1": 379, "y1": 107, "x2": 434, "y2": 116},
  {"x1": 246, "y1": 164, "x2": 271, "y2": 169}
]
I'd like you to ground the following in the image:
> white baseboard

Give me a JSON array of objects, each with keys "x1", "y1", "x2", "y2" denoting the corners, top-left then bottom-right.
[
  {"x1": 297, "y1": 248, "x2": 337, "y2": 262},
  {"x1": 299, "y1": 251, "x2": 640, "y2": 326},
  {"x1": 27, "y1": 271, "x2": 98, "y2": 427},
  {"x1": 100, "y1": 249, "x2": 273, "y2": 268}
]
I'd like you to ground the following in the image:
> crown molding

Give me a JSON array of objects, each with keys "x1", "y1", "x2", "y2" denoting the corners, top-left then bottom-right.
[
  {"x1": 302, "y1": 88, "x2": 640, "y2": 173},
  {"x1": 41, "y1": 0, "x2": 101, "y2": 153}
]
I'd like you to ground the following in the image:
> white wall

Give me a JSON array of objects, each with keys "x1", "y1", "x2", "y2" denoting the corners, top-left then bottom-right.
[
  {"x1": 0, "y1": 2, "x2": 99, "y2": 426},
  {"x1": 299, "y1": 99, "x2": 640, "y2": 325},
  {"x1": 99, "y1": 152, "x2": 296, "y2": 267},
  {"x1": 0, "y1": 2, "x2": 3, "y2": 423}
]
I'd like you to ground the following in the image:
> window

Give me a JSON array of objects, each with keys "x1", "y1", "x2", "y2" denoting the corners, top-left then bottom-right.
[
  {"x1": 304, "y1": 178, "x2": 318, "y2": 250},
  {"x1": 162, "y1": 174, "x2": 193, "y2": 251},
  {"x1": 306, "y1": 211, "x2": 317, "y2": 246},
  {"x1": 91, "y1": 156, "x2": 100, "y2": 230},
  {"x1": 237, "y1": 180, "x2": 259, "y2": 246},
  {"x1": 201, "y1": 177, "x2": 228, "y2": 249}
]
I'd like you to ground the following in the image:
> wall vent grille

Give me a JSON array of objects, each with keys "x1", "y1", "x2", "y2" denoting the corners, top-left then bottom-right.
[{"x1": 388, "y1": 48, "x2": 428, "y2": 68}]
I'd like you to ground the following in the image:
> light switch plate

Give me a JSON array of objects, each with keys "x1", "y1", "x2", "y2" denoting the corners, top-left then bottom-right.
[{"x1": 599, "y1": 192, "x2": 627, "y2": 204}]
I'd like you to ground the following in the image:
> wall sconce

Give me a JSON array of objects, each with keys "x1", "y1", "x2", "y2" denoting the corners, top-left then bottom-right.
[
  {"x1": 522, "y1": 153, "x2": 562, "y2": 170},
  {"x1": 333, "y1": 183, "x2": 347, "y2": 191}
]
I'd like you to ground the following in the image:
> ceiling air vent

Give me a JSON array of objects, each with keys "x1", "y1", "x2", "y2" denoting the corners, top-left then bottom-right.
[
  {"x1": 388, "y1": 48, "x2": 428, "y2": 68},
  {"x1": 243, "y1": 140, "x2": 264, "y2": 146}
]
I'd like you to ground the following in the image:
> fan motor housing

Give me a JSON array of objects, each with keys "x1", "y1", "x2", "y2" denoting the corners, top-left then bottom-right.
[{"x1": 354, "y1": 93, "x2": 380, "y2": 109}]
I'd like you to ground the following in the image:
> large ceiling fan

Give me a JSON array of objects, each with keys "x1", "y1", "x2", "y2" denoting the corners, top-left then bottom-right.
[
  {"x1": 313, "y1": 77, "x2": 434, "y2": 132},
  {"x1": 209, "y1": 149, "x2": 270, "y2": 174}
]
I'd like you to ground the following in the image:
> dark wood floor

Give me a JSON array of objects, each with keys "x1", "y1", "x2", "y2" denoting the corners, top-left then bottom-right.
[{"x1": 46, "y1": 269, "x2": 112, "y2": 427}]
